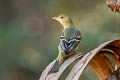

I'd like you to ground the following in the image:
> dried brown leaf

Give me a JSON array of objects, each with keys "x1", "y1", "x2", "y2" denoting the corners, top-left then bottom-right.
[
  {"x1": 106, "y1": 0, "x2": 120, "y2": 13},
  {"x1": 40, "y1": 39, "x2": 120, "y2": 80}
]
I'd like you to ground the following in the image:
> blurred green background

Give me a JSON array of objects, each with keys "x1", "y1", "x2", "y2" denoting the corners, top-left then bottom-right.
[{"x1": 0, "y1": 0, "x2": 120, "y2": 80}]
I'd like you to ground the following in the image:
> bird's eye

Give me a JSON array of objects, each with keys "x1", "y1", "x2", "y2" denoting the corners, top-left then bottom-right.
[{"x1": 61, "y1": 16, "x2": 64, "y2": 19}]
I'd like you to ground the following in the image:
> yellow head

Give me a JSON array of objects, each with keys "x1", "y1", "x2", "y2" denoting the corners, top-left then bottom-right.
[{"x1": 52, "y1": 14, "x2": 73, "y2": 28}]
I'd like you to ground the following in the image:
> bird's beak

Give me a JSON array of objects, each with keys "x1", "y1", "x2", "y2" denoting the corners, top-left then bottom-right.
[{"x1": 52, "y1": 16, "x2": 58, "y2": 21}]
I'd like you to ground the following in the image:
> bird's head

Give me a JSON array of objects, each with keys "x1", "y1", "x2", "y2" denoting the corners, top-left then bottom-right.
[{"x1": 52, "y1": 14, "x2": 73, "y2": 28}]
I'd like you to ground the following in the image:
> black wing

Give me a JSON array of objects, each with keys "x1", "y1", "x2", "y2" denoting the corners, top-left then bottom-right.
[{"x1": 60, "y1": 35, "x2": 81, "y2": 54}]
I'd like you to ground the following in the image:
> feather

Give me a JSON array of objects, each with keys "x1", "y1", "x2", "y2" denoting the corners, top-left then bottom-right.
[{"x1": 59, "y1": 28, "x2": 81, "y2": 54}]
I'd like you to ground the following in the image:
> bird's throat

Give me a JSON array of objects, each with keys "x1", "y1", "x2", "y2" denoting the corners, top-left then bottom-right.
[{"x1": 61, "y1": 22, "x2": 73, "y2": 28}]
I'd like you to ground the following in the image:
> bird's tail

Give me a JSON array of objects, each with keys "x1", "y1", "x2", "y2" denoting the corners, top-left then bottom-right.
[{"x1": 48, "y1": 60, "x2": 61, "y2": 74}]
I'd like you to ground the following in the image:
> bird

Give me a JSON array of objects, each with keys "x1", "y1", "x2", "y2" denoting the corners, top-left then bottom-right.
[{"x1": 48, "y1": 14, "x2": 82, "y2": 74}]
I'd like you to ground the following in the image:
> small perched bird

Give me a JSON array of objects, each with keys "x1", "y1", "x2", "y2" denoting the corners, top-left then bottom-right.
[{"x1": 49, "y1": 14, "x2": 82, "y2": 74}]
